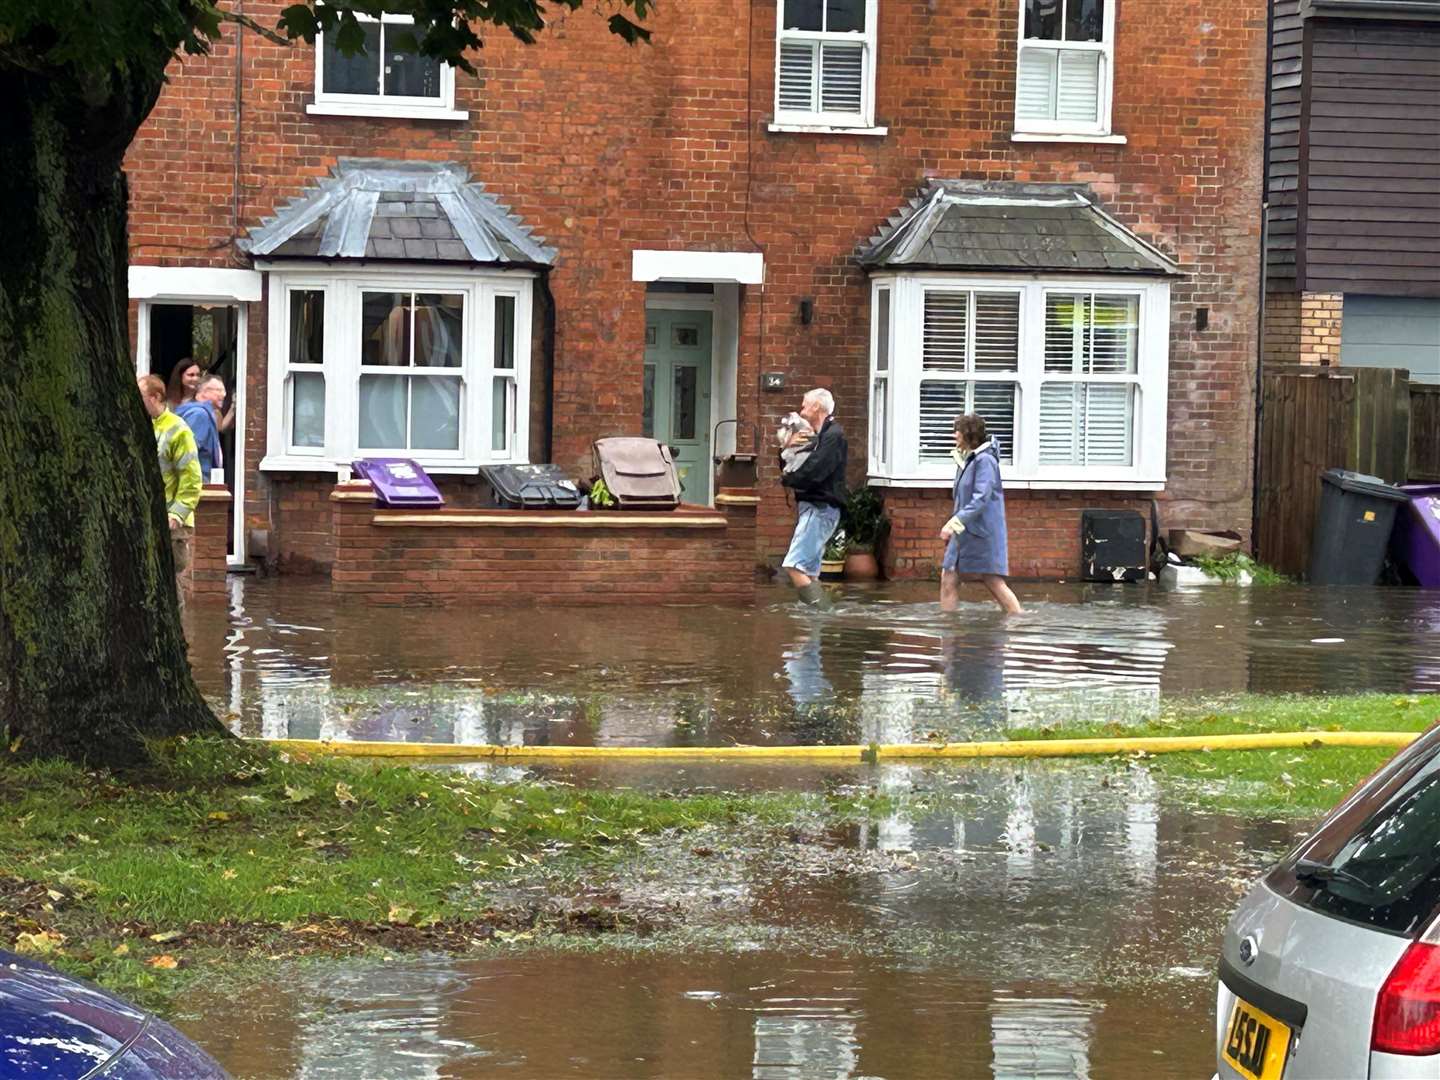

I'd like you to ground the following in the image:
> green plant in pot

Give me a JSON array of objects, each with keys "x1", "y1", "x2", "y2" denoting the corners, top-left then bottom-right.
[
  {"x1": 840, "y1": 488, "x2": 888, "y2": 580},
  {"x1": 820, "y1": 528, "x2": 848, "y2": 580}
]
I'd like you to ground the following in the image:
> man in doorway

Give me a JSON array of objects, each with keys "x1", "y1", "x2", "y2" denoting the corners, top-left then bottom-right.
[
  {"x1": 176, "y1": 374, "x2": 225, "y2": 483},
  {"x1": 137, "y1": 375, "x2": 203, "y2": 608},
  {"x1": 780, "y1": 388, "x2": 848, "y2": 609}
]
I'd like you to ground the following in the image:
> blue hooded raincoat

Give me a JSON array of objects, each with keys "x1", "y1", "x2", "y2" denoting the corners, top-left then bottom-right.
[{"x1": 941, "y1": 440, "x2": 1009, "y2": 576}]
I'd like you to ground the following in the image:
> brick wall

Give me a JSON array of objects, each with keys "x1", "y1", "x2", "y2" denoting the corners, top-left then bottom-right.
[
  {"x1": 330, "y1": 482, "x2": 759, "y2": 605},
  {"x1": 183, "y1": 486, "x2": 232, "y2": 597},
  {"x1": 124, "y1": 0, "x2": 1267, "y2": 579},
  {"x1": 881, "y1": 489, "x2": 1150, "y2": 581},
  {"x1": 1263, "y1": 289, "x2": 1344, "y2": 368}
]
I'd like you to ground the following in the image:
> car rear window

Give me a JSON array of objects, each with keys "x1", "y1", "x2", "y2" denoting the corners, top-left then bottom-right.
[{"x1": 1268, "y1": 724, "x2": 1440, "y2": 936}]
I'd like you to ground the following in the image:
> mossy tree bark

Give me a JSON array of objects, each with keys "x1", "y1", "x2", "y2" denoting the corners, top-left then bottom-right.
[{"x1": 0, "y1": 62, "x2": 227, "y2": 766}]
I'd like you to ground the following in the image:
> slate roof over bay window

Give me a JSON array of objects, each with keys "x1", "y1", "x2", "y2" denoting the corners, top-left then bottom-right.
[
  {"x1": 858, "y1": 181, "x2": 1181, "y2": 276},
  {"x1": 860, "y1": 181, "x2": 1181, "y2": 491},
  {"x1": 245, "y1": 159, "x2": 555, "y2": 267}
]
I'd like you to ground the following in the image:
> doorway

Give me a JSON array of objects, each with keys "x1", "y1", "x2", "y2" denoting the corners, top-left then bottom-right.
[
  {"x1": 644, "y1": 308, "x2": 713, "y2": 505},
  {"x1": 137, "y1": 301, "x2": 247, "y2": 564}
]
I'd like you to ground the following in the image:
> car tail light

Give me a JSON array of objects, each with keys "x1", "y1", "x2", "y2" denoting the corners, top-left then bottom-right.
[{"x1": 1374, "y1": 941, "x2": 1440, "y2": 1054}]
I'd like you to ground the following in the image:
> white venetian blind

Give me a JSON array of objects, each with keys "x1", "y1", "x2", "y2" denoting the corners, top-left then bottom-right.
[
  {"x1": 919, "y1": 290, "x2": 1020, "y2": 462},
  {"x1": 778, "y1": 40, "x2": 866, "y2": 118},
  {"x1": 1016, "y1": 46, "x2": 1101, "y2": 126}
]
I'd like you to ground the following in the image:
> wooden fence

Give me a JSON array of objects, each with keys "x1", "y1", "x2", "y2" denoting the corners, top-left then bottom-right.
[
  {"x1": 1256, "y1": 365, "x2": 1414, "y2": 578},
  {"x1": 1413, "y1": 385, "x2": 1440, "y2": 483}
]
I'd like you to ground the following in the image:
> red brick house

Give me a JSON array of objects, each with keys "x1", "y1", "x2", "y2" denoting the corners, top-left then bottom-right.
[{"x1": 124, "y1": 0, "x2": 1267, "y2": 581}]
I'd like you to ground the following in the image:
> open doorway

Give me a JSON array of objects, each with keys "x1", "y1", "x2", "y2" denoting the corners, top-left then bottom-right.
[{"x1": 137, "y1": 301, "x2": 246, "y2": 564}]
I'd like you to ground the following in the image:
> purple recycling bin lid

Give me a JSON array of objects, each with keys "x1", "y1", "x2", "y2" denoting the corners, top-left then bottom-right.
[
  {"x1": 1395, "y1": 485, "x2": 1440, "y2": 588},
  {"x1": 352, "y1": 458, "x2": 445, "y2": 508}
]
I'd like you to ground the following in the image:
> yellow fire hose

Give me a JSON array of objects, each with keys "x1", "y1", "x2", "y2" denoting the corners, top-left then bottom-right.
[{"x1": 266, "y1": 729, "x2": 1419, "y2": 764}]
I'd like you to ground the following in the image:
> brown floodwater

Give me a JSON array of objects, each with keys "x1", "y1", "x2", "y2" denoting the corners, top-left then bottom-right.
[
  {"x1": 172, "y1": 756, "x2": 1303, "y2": 1078},
  {"x1": 169, "y1": 579, "x2": 1439, "y2": 1077},
  {"x1": 188, "y1": 578, "x2": 1440, "y2": 750}
]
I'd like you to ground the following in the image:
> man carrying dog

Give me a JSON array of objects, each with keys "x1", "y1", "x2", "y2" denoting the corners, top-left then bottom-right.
[{"x1": 779, "y1": 388, "x2": 847, "y2": 610}]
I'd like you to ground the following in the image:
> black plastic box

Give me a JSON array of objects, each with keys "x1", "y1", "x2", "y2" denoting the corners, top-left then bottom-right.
[
  {"x1": 1308, "y1": 469, "x2": 1408, "y2": 585},
  {"x1": 1081, "y1": 509, "x2": 1147, "y2": 582},
  {"x1": 478, "y1": 464, "x2": 581, "y2": 510}
]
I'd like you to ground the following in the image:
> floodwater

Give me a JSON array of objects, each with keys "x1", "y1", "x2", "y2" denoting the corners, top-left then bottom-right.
[
  {"x1": 173, "y1": 578, "x2": 1440, "y2": 1077},
  {"x1": 177, "y1": 758, "x2": 1296, "y2": 1078},
  {"x1": 190, "y1": 578, "x2": 1440, "y2": 749}
]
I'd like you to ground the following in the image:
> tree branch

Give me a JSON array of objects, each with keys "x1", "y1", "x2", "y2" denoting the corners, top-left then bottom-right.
[{"x1": 220, "y1": 9, "x2": 291, "y2": 46}]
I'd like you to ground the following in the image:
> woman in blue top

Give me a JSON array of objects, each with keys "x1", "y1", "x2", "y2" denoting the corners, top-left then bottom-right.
[{"x1": 940, "y1": 413, "x2": 1024, "y2": 614}]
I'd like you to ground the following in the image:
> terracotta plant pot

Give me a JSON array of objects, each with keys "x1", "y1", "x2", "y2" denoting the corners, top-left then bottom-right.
[
  {"x1": 844, "y1": 550, "x2": 880, "y2": 580},
  {"x1": 819, "y1": 559, "x2": 847, "y2": 581}
]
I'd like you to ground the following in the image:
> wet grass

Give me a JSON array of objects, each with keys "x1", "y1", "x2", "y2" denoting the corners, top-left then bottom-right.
[
  {"x1": 1013, "y1": 693, "x2": 1439, "y2": 817},
  {"x1": 0, "y1": 738, "x2": 885, "y2": 1009}
]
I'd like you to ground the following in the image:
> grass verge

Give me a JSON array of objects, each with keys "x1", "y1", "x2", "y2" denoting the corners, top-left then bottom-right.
[
  {"x1": 1012, "y1": 693, "x2": 1439, "y2": 816},
  {"x1": 0, "y1": 737, "x2": 879, "y2": 1009}
]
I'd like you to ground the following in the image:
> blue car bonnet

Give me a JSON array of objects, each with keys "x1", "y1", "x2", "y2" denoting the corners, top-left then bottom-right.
[{"x1": 0, "y1": 949, "x2": 227, "y2": 1077}]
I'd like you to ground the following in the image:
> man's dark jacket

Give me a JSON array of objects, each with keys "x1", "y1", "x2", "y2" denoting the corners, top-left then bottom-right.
[{"x1": 780, "y1": 416, "x2": 848, "y2": 509}]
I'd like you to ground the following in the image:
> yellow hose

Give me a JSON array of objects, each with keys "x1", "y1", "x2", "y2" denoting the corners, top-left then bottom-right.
[{"x1": 266, "y1": 729, "x2": 1420, "y2": 763}]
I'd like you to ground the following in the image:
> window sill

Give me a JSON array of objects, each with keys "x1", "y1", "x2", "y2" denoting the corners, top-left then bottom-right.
[
  {"x1": 307, "y1": 101, "x2": 469, "y2": 122},
  {"x1": 869, "y1": 475, "x2": 1165, "y2": 492},
  {"x1": 260, "y1": 455, "x2": 484, "y2": 476},
  {"x1": 767, "y1": 122, "x2": 888, "y2": 137},
  {"x1": 1010, "y1": 132, "x2": 1127, "y2": 145}
]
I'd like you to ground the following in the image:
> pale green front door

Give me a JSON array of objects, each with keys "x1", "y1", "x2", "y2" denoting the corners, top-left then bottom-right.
[{"x1": 643, "y1": 309, "x2": 713, "y2": 504}]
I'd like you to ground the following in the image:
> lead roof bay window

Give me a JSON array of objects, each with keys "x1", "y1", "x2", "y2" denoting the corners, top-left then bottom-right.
[
  {"x1": 775, "y1": 0, "x2": 878, "y2": 129},
  {"x1": 868, "y1": 276, "x2": 1170, "y2": 488},
  {"x1": 312, "y1": 11, "x2": 462, "y2": 119},
  {"x1": 1015, "y1": 0, "x2": 1115, "y2": 136},
  {"x1": 263, "y1": 271, "x2": 532, "y2": 472}
]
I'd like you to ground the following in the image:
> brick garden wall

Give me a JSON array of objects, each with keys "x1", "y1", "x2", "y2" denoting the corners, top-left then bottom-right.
[
  {"x1": 124, "y1": 0, "x2": 1267, "y2": 580},
  {"x1": 1262, "y1": 289, "x2": 1345, "y2": 369},
  {"x1": 330, "y1": 482, "x2": 759, "y2": 605}
]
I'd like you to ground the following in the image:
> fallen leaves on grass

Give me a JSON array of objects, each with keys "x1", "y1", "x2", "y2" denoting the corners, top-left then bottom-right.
[{"x1": 146, "y1": 954, "x2": 179, "y2": 970}]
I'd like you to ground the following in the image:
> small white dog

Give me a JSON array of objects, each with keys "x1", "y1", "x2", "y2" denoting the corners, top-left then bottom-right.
[{"x1": 777, "y1": 412, "x2": 815, "y2": 474}]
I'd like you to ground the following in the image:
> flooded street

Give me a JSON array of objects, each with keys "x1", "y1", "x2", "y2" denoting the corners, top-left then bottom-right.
[
  {"x1": 174, "y1": 579, "x2": 1440, "y2": 1077},
  {"x1": 192, "y1": 579, "x2": 1440, "y2": 748}
]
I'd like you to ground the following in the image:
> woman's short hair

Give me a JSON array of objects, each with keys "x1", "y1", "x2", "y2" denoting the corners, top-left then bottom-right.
[{"x1": 954, "y1": 413, "x2": 987, "y2": 447}]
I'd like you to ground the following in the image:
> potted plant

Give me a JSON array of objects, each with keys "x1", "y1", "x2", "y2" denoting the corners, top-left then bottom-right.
[
  {"x1": 841, "y1": 488, "x2": 887, "y2": 580},
  {"x1": 820, "y1": 528, "x2": 848, "y2": 580}
]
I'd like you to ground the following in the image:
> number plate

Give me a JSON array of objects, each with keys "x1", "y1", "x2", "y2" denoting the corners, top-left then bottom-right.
[{"x1": 1223, "y1": 997, "x2": 1291, "y2": 1080}]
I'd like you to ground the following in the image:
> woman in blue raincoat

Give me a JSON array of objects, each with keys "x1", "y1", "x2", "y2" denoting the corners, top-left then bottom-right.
[{"x1": 940, "y1": 414, "x2": 1024, "y2": 614}]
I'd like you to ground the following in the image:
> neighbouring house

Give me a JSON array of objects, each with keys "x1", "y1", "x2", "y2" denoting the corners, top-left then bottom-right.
[
  {"x1": 1262, "y1": 0, "x2": 1440, "y2": 385},
  {"x1": 124, "y1": 0, "x2": 1267, "y2": 586}
]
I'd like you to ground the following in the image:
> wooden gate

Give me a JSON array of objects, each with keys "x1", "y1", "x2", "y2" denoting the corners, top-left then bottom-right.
[
  {"x1": 1412, "y1": 386, "x2": 1440, "y2": 483},
  {"x1": 1256, "y1": 365, "x2": 1413, "y2": 577}
]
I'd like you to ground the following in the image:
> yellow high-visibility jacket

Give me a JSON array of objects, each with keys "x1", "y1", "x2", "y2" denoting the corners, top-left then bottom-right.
[{"x1": 152, "y1": 409, "x2": 202, "y2": 528}]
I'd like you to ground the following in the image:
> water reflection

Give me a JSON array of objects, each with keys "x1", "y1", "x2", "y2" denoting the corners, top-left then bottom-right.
[
  {"x1": 192, "y1": 578, "x2": 1440, "y2": 750},
  {"x1": 178, "y1": 757, "x2": 1280, "y2": 1078}
]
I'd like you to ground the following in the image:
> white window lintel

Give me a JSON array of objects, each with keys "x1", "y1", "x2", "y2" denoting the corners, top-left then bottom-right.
[{"x1": 632, "y1": 250, "x2": 765, "y2": 285}]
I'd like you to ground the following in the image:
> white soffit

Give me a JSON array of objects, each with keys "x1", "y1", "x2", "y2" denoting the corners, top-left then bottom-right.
[
  {"x1": 632, "y1": 250, "x2": 764, "y2": 285},
  {"x1": 129, "y1": 266, "x2": 263, "y2": 303}
]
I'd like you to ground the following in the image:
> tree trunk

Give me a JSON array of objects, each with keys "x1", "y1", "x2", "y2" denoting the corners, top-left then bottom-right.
[{"x1": 0, "y1": 65, "x2": 227, "y2": 766}]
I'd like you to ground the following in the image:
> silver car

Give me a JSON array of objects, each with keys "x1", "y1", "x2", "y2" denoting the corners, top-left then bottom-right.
[{"x1": 1216, "y1": 722, "x2": 1440, "y2": 1079}]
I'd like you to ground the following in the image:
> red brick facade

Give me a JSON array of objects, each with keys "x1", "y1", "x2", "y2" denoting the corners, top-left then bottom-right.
[{"x1": 124, "y1": 0, "x2": 1266, "y2": 582}]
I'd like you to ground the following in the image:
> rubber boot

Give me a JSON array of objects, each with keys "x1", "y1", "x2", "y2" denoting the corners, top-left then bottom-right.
[{"x1": 797, "y1": 581, "x2": 833, "y2": 611}]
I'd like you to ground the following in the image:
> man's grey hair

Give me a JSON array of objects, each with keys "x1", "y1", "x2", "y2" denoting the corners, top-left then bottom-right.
[{"x1": 803, "y1": 388, "x2": 835, "y2": 416}]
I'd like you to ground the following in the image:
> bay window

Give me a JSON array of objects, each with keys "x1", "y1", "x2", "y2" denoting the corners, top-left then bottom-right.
[
  {"x1": 774, "y1": 0, "x2": 878, "y2": 129},
  {"x1": 1015, "y1": 0, "x2": 1115, "y2": 137},
  {"x1": 869, "y1": 274, "x2": 1169, "y2": 488},
  {"x1": 263, "y1": 269, "x2": 533, "y2": 472}
]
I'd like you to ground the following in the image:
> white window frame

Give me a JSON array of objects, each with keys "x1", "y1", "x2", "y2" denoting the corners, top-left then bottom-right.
[
  {"x1": 260, "y1": 264, "x2": 534, "y2": 475},
  {"x1": 309, "y1": 10, "x2": 467, "y2": 121},
  {"x1": 868, "y1": 273, "x2": 1169, "y2": 490},
  {"x1": 772, "y1": 0, "x2": 879, "y2": 131},
  {"x1": 1013, "y1": 0, "x2": 1116, "y2": 139}
]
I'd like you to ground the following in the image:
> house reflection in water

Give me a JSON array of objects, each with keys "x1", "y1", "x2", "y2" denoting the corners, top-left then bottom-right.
[{"x1": 990, "y1": 996, "x2": 1099, "y2": 1079}]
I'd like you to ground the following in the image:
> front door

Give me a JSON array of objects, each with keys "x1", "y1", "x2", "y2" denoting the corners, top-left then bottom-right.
[{"x1": 644, "y1": 309, "x2": 713, "y2": 504}]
